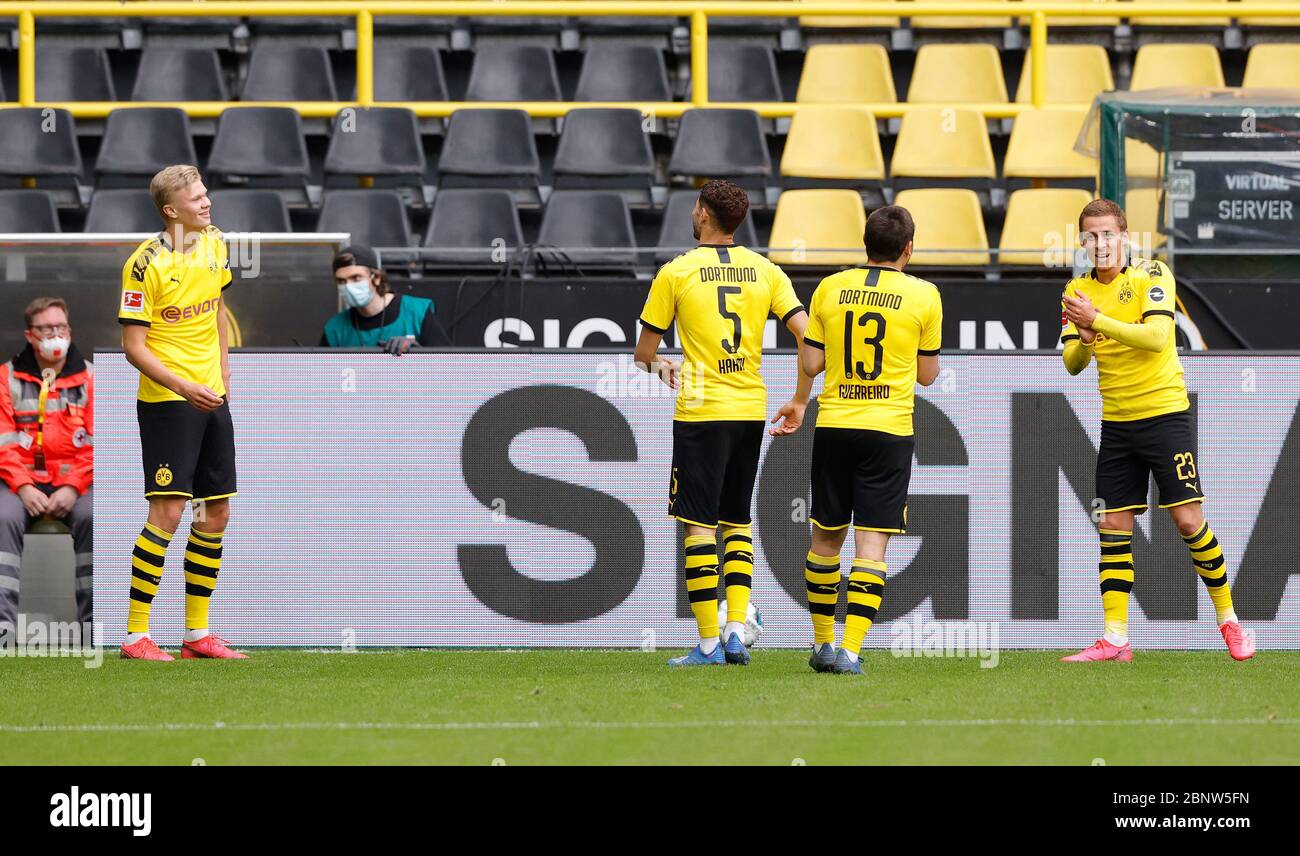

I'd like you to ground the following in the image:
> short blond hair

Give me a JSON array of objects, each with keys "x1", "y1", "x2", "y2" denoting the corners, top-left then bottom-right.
[
  {"x1": 1079, "y1": 198, "x2": 1127, "y2": 232},
  {"x1": 150, "y1": 164, "x2": 202, "y2": 220}
]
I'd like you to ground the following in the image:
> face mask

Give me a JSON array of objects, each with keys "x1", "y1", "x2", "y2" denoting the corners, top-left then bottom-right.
[
  {"x1": 339, "y1": 279, "x2": 374, "y2": 310},
  {"x1": 37, "y1": 336, "x2": 69, "y2": 362}
]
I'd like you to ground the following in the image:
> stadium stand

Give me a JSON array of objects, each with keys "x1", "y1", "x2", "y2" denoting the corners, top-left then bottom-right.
[
  {"x1": 0, "y1": 0, "x2": 1289, "y2": 271},
  {"x1": 423, "y1": 188, "x2": 524, "y2": 267},
  {"x1": 536, "y1": 190, "x2": 638, "y2": 269},
  {"x1": 207, "y1": 190, "x2": 293, "y2": 233},
  {"x1": 83, "y1": 188, "x2": 162, "y2": 232},
  {"x1": 0, "y1": 189, "x2": 60, "y2": 233},
  {"x1": 892, "y1": 189, "x2": 991, "y2": 266},
  {"x1": 998, "y1": 188, "x2": 1094, "y2": 266},
  {"x1": 767, "y1": 189, "x2": 868, "y2": 266},
  {"x1": 317, "y1": 189, "x2": 414, "y2": 248}
]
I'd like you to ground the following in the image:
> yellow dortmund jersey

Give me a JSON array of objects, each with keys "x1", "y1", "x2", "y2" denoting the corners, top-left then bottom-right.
[
  {"x1": 118, "y1": 226, "x2": 232, "y2": 403},
  {"x1": 1061, "y1": 258, "x2": 1188, "y2": 422},
  {"x1": 640, "y1": 244, "x2": 803, "y2": 421},
  {"x1": 804, "y1": 265, "x2": 943, "y2": 436}
]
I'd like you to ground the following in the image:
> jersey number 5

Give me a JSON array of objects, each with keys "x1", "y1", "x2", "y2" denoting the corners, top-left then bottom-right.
[
  {"x1": 717, "y1": 286, "x2": 742, "y2": 355},
  {"x1": 844, "y1": 311, "x2": 887, "y2": 381}
]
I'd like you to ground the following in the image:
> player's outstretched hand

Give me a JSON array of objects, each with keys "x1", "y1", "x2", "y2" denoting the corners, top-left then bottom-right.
[
  {"x1": 181, "y1": 380, "x2": 225, "y2": 412},
  {"x1": 655, "y1": 357, "x2": 680, "y2": 390},
  {"x1": 769, "y1": 399, "x2": 807, "y2": 436}
]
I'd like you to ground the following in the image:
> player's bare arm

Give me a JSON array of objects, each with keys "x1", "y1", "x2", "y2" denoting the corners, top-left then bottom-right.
[
  {"x1": 633, "y1": 325, "x2": 678, "y2": 389},
  {"x1": 917, "y1": 353, "x2": 940, "y2": 387},
  {"x1": 122, "y1": 323, "x2": 222, "y2": 412},
  {"x1": 770, "y1": 308, "x2": 811, "y2": 437}
]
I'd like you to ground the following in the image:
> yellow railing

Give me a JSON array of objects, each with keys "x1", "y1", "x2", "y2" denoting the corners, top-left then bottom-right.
[{"x1": 1, "y1": 2, "x2": 1295, "y2": 118}]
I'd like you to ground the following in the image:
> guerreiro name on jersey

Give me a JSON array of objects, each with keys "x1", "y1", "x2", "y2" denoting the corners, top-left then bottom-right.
[{"x1": 804, "y1": 265, "x2": 943, "y2": 436}]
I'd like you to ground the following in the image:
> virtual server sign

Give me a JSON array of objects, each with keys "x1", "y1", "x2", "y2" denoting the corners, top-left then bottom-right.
[{"x1": 93, "y1": 352, "x2": 1299, "y2": 649}]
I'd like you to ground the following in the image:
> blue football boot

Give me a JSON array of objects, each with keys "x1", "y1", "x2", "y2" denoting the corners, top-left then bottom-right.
[
  {"x1": 809, "y1": 642, "x2": 837, "y2": 673},
  {"x1": 723, "y1": 632, "x2": 751, "y2": 665},
  {"x1": 832, "y1": 647, "x2": 864, "y2": 676},
  {"x1": 667, "y1": 642, "x2": 726, "y2": 666}
]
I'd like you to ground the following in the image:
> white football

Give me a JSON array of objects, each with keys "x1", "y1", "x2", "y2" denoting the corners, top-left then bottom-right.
[{"x1": 717, "y1": 600, "x2": 763, "y2": 647}]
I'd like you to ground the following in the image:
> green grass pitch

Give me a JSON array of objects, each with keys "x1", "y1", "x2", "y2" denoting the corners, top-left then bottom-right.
[{"x1": 2, "y1": 649, "x2": 1297, "y2": 764}]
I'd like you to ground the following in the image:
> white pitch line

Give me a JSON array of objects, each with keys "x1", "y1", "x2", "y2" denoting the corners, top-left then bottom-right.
[{"x1": 2, "y1": 717, "x2": 1298, "y2": 734}]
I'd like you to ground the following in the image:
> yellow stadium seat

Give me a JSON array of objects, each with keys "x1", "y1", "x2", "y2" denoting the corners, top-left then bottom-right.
[
  {"x1": 1126, "y1": 138, "x2": 1162, "y2": 180},
  {"x1": 1125, "y1": 189, "x2": 1168, "y2": 249},
  {"x1": 1131, "y1": 0, "x2": 1231, "y2": 27},
  {"x1": 891, "y1": 189, "x2": 990, "y2": 266},
  {"x1": 1243, "y1": 44, "x2": 1300, "y2": 88},
  {"x1": 1130, "y1": 44, "x2": 1225, "y2": 90},
  {"x1": 999, "y1": 188, "x2": 1095, "y2": 265},
  {"x1": 1015, "y1": 45, "x2": 1115, "y2": 104},
  {"x1": 1004, "y1": 108, "x2": 1096, "y2": 179},
  {"x1": 1239, "y1": 0, "x2": 1300, "y2": 26},
  {"x1": 797, "y1": 0, "x2": 900, "y2": 29},
  {"x1": 768, "y1": 189, "x2": 868, "y2": 266},
  {"x1": 796, "y1": 44, "x2": 897, "y2": 104},
  {"x1": 781, "y1": 108, "x2": 885, "y2": 180},
  {"x1": 912, "y1": 0, "x2": 1013, "y2": 29},
  {"x1": 908, "y1": 44, "x2": 1008, "y2": 104},
  {"x1": 1017, "y1": 0, "x2": 1121, "y2": 28},
  {"x1": 891, "y1": 107, "x2": 996, "y2": 179}
]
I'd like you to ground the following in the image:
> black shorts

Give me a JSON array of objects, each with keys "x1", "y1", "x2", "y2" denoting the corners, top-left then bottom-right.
[
  {"x1": 137, "y1": 399, "x2": 237, "y2": 501},
  {"x1": 1097, "y1": 407, "x2": 1204, "y2": 513},
  {"x1": 810, "y1": 427, "x2": 913, "y2": 533},
  {"x1": 669, "y1": 420, "x2": 764, "y2": 528}
]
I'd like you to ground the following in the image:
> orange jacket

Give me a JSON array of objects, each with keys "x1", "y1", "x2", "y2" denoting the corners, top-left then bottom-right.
[{"x1": 0, "y1": 343, "x2": 94, "y2": 495}]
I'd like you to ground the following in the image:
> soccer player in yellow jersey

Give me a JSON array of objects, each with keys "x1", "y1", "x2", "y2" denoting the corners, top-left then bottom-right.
[
  {"x1": 117, "y1": 165, "x2": 246, "y2": 661},
  {"x1": 634, "y1": 180, "x2": 812, "y2": 666},
  {"x1": 1060, "y1": 198, "x2": 1253, "y2": 662},
  {"x1": 799, "y1": 206, "x2": 942, "y2": 676}
]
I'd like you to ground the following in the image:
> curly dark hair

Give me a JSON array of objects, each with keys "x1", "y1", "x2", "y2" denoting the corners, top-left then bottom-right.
[{"x1": 698, "y1": 179, "x2": 750, "y2": 235}]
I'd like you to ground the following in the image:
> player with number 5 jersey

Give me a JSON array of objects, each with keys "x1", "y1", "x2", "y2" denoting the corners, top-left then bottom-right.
[{"x1": 635, "y1": 180, "x2": 812, "y2": 668}]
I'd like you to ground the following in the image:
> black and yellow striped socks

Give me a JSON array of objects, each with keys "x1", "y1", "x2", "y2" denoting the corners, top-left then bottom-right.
[
  {"x1": 684, "y1": 534, "x2": 720, "y2": 644},
  {"x1": 1183, "y1": 521, "x2": 1236, "y2": 624},
  {"x1": 184, "y1": 528, "x2": 224, "y2": 632},
  {"x1": 843, "y1": 558, "x2": 886, "y2": 656},
  {"x1": 127, "y1": 522, "x2": 172, "y2": 634},
  {"x1": 804, "y1": 551, "x2": 840, "y2": 645},
  {"x1": 721, "y1": 525, "x2": 754, "y2": 631},
  {"x1": 1098, "y1": 529, "x2": 1134, "y2": 643}
]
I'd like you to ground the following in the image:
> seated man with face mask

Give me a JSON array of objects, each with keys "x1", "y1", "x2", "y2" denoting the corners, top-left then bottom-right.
[
  {"x1": 0, "y1": 297, "x2": 95, "y2": 641},
  {"x1": 320, "y1": 244, "x2": 450, "y2": 354}
]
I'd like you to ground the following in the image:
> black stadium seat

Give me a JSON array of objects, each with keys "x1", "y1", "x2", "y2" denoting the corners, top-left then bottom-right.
[
  {"x1": 0, "y1": 190, "x2": 61, "y2": 232},
  {"x1": 537, "y1": 191, "x2": 638, "y2": 268},
  {"x1": 209, "y1": 190, "x2": 292, "y2": 232},
  {"x1": 84, "y1": 189, "x2": 160, "y2": 232},
  {"x1": 95, "y1": 108, "x2": 198, "y2": 185},
  {"x1": 240, "y1": 45, "x2": 337, "y2": 102},
  {"x1": 438, "y1": 109, "x2": 541, "y2": 197},
  {"x1": 465, "y1": 45, "x2": 561, "y2": 102},
  {"x1": 655, "y1": 190, "x2": 758, "y2": 265},
  {"x1": 553, "y1": 109, "x2": 655, "y2": 196},
  {"x1": 35, "y1": 46, "x2": 115, "y2": 102},
  {"x1": 372, "y1": 45, "x2": 449, "y2": 102},
  {"x1": 574, "y1": 44, "x2": 672, "y2": 103},
  {"x1": 206, "y1": 108, "x2": 310, "y2": 197},
  {"x1": 0, "y1": 108, "x2": 83, "y2": 181},
  {"x1": 707, "y1": 43, "x2": 782, "y2": 102},
  {"x1": 139, "y1": 17, "x2": 244, "y2": 49},
  {"x1": 668, "y1": 109, "x2": 771, "y2": 183},
  {"x1": 131, "y1": 48, "x2": 228, "y2": 102},
  {"x1": 317, "y1": 190, "x2": 413, "y2": 249},
  {"x1": 324, "y1": 107, "x2": 426, "y2": 186},
  {"x1": 423, "y1": 189, "x2": 523, "y2": 267}
]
